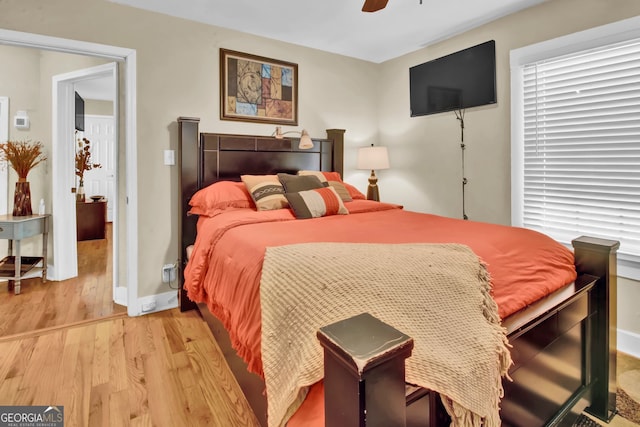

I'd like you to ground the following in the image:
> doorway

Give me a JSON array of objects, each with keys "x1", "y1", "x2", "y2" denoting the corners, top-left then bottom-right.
[
  {"x1": 52, "y1": 62, "x2": 125, "y2": 305},
  {"x1": 0, "y1": 28, "x2": 139, "y2": 315},
  {"x1": 0, "y1": 96, "x2": 7, "y2": 214}
]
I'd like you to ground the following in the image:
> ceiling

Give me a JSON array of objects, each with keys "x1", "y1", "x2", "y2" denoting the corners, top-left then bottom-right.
[
  {"x1": 109, "y1": 0, "x2": 546, "y2": 63},
  {"x1": 75, "y1": 77, "x2": 115, "y2": 101}
]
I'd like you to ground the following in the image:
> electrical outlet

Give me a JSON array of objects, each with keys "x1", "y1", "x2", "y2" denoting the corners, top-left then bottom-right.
[{"x1": 162, "y1": 264, "x2": 177, "y2": 283}]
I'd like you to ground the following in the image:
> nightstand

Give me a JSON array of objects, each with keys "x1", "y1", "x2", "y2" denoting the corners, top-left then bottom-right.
[{"x1": 0, "y1": 214, "x2": 50, "y2": 295}]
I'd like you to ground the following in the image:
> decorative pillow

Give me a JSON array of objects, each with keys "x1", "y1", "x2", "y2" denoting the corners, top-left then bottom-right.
[
  {"x1": 277, "y1": 173, "x2": 324, "y2": 193},
  {"x1": 285, "y1": 187, "x2": 349, "y2": 219},
  {"x1": 297, "y1": 170, "x2": 344, "y2": 183},
  {"x1": 327, "y1": 181, "x2": 353, "y2": 202},
  {"x1": 297, "y1": 170, "x2": 329, "y2": 183},
  {"x1": 298, "y1": 170, "x2": 365, "y2": 200},
  {"x1": 321, "y1": 171, "x2": 343, "y2": 183},
  {"x1": 342, "y1": 182, "x2": 366, "y2": 200},
  {"x1": 241, "y1": 174, "x2": 288, "y2": 211},
  {"x1": 188, "y1": 180, "x2": 253, "y2": 216}
]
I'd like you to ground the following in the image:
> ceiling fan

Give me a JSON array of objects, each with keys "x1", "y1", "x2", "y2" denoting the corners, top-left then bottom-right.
[
  {"x1": 361, "y1": 0, "x2": 388, "y2": 12},
  {"x1": 362, "y1": 0, "x2": 422, "y2": 13}
]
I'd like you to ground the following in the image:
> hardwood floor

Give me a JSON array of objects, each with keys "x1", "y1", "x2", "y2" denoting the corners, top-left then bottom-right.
[
  {"x1": 0, "y1": 223, "x2": 126, "y2": 339},
  {"x1": 0, "y1": 227, "x2": 636, "y2": 426},
  {"x1": 0, "y1": 307, "x2": 637, "y2": 426},
  {"x1": 0, "y1": 308, "x2": 260, "y2": 427},
  {"x1": 1, "y1": 307, "x2": 637, "y2": 427}
]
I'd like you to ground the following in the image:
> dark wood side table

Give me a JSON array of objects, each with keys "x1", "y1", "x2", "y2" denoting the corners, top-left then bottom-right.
[
  {"x1": 76, "y1": 201, "x2": 107, "y2": 241},
  {"x1": 0, "y1": 214, "x2": 50, "y2": 295}
]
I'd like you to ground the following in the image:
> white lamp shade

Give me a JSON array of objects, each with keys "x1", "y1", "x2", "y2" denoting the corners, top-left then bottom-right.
[{"x1": 357, "y1": 146, "x2": 390, "y2": 170}]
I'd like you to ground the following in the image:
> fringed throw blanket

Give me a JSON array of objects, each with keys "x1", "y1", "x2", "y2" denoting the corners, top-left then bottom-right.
[{"x1": 260, "y1": 243, "x2": 512, "y2": 427}]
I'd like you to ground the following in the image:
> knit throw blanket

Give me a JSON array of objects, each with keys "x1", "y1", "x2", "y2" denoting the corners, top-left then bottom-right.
[{"x1": 260, "y1": 243, "x2": 512, "y2": 427}]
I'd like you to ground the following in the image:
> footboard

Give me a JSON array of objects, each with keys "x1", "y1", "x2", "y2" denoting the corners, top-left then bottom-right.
[{"x1": 319, "y1": 236, "x2": 619, "y2": 427}]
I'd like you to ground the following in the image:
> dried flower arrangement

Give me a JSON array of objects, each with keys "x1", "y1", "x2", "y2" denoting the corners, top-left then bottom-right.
[
  {"x1": 75, "y1": 136, "x2": 101, "y2": 185},
  {"x1": 0, "y1": 140, "x2": 47, "y2": 182},
  {"x1": 0, "y1": 140, "x2": 47, "y2": 215}
]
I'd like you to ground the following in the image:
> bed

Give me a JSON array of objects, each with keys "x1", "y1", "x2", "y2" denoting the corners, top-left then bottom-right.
[{"x1": 177, "y1": 117, "x2": 619, "y2": 427}]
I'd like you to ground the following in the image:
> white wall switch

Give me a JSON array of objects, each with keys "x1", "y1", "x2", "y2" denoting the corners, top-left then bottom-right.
[
  {"x1": 162, "y1": 263, "x2": 176, "y2": 283},
  {"x1": 163, "y1": 149, "x2": 175, "y2": 166}
]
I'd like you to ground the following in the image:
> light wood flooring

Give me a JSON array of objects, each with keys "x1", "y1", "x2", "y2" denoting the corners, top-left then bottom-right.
[
  {"x1": 0, "y1": 308, "x2": 259, "y2": 426},
  {"x1": 0, "y1": 308, "x2": 638, "y2": 426},
  {"x1": 0, "y1": 227, "x2": 636, "y2": 426},
  {"x1": 0, "y1": 307, "x2": 637, "y2": 427},
  {"x1": 0, "y1": 223, "x2": 126, "y2": 340}
]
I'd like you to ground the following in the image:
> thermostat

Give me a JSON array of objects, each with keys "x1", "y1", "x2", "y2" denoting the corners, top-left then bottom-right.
[{"x1": 14, "y1": 111, "x2": 30, "y2": 130}]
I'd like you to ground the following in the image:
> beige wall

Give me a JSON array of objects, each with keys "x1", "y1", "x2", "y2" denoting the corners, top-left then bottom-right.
[
  {"x1": 0, "y1": 45, "x2": 109, "y2": 256},
  {"x1": 0, "y1": 46, "x2": 46, "y2": 207},
  {"x1": 376, "y1": 0, "x2": 640, "y2": 337},
  {"x1": 0, "y1": 0, "x2": 637, "y2": 339},
  {"x1": 0, "y1": 0, "x2": 379, "y2": 299},
  {"x1": 85, "y1": 100, "x2": 113, "y2": 116},
  {"x1": 619, "y1": 277, "x2": 640, "y2": 334},
  {"x1": 377, "y1": 0, "x2": 640, "y2": 222}
]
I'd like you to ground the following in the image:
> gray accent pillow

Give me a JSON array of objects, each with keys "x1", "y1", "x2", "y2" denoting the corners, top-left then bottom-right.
[{"x1": 277, "y1": 173, "x2": 324, "y2": 193}]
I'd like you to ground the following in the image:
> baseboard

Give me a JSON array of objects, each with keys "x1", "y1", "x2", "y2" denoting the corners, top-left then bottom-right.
[
  {"x1": 134, "y1": 290, "x2": 179, "y2": 316},
  {"x1": 618, "y1": 328, "x2": 640, "y2": 358}
]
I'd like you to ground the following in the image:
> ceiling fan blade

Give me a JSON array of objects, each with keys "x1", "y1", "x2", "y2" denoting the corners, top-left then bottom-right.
[{"x1": 362, "y1": 0, "x2": 389, "y2": 12}]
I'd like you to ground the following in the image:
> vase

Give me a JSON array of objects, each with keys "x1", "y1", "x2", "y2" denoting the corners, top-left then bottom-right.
[
  {"x1": 76, "y1": 180, "x2": 85, "y2": 202},
  {"x1": 13, "y1": 180, "x2": 32, "y2": 216}
]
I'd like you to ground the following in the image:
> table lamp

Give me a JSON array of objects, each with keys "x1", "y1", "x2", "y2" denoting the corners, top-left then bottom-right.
[{"x1": 357, "y1": 144, "x2": 390, "y2": 201}]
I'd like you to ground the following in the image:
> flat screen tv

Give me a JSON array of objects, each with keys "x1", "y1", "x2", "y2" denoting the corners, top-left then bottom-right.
[
  {"x1": 75, "y1": 91, "x2": 85, "y2": 131},
  {"x1": 409, "y1": 40, "x2": 496, "y2": 117}
]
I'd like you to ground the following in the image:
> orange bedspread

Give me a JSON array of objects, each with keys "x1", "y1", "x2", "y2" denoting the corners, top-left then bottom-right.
[{"x1": 183, "y1": 200, "x2": 577, "y2": 425}]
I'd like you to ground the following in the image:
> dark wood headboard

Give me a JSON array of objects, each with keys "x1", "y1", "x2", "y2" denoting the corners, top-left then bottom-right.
[{"x1": 177, "y1": 117, "x2": 345, "y2": 311}]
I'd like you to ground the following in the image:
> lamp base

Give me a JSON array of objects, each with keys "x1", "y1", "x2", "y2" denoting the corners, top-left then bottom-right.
[{"x1": 366, "y1": 170, "x2": 380, "y2": 202}]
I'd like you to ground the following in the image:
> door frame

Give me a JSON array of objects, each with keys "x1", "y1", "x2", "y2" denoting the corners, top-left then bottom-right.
[
  {"x1": 0, "y1": 96, "x2": 8, "y2": 215},
  {"x1": 0, "y1": 28, "x2": 139, "y2": 315},
  {"x1": 52, "y1": 62, "x2": 124, "y2": 305}
]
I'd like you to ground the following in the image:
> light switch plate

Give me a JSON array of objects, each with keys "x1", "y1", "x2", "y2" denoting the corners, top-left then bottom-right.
[{"x1": 163, "y1": 149, "x2": 175, "y2": 166}]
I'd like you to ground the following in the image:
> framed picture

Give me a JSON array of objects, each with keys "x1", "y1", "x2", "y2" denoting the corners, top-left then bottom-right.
[{"x1": 220, "y1": 49, "x2": 298, "y2": 125}]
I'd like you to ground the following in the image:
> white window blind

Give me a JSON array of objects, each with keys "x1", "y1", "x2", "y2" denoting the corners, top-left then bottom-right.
[{"x1": 521, "y1": 39, "x2": 640, "y2": 265}]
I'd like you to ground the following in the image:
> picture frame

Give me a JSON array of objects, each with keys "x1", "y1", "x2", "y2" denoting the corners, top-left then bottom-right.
[{"x1": 220, "y1": 49, "x2": 298, "y2": 125}]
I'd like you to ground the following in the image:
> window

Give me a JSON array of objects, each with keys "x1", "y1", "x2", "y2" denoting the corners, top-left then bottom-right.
[{"x1": 511, "y1": 17, "x2": 640, "y2": 279}]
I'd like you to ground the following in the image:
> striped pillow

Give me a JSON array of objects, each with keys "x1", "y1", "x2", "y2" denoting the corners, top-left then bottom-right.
[
  {"x1": 241, "y1": 174, "x2": 288, "y2": 211},
  {"x1": 285, "y1": 187, "x2": 349, "y2": 219},
  {"x1": 297, "y1": 170, "x2": 364, "y2": 200},
  {"x1": 327, "y1": 181, "x2": 353, "y2": 202}
]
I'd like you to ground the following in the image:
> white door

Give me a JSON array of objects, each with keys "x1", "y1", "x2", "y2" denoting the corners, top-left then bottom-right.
[{"x1": 82, "y1": 115, "x2": 115, "y2": 221}]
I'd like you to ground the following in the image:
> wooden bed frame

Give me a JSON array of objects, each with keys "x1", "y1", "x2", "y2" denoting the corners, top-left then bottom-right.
[{"x1": 177, "y1": 117, "x2": 619, "y2": 427}]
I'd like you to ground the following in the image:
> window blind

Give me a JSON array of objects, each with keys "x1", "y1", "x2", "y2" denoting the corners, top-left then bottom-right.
[{"x1": 522, "y1": 38, "x2": 640, "y2": 263}]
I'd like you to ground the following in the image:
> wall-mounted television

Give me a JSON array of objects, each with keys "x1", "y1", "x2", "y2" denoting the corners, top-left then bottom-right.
[
  {"x1": 75, "y1": 91, "x2": 85, "y2": 131},
  {"x1": 409, "y1": 40, "x2": 496, "y2": 117}
]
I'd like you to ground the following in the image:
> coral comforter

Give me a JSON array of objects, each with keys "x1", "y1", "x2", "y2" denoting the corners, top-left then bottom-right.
[
  {"x1": 185, "y1": 200, "x2": 576, "y2": 375},
  {"x1": 183, "y1": 200, "x2": 577, "y2": 424}
]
